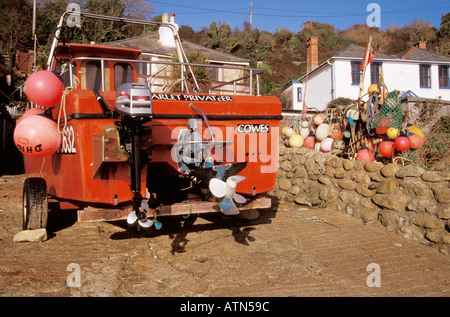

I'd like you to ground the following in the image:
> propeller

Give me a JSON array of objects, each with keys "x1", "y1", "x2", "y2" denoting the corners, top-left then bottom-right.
[
  {"x1": 209, "y1": 165, "x2": 247, "y2": 215},
  {"x1": 127, "y1": 211, "x2": 138, "y2": 225},
  {"x1": 126, "y1": 199, "x2": 154, "y2": 229}
]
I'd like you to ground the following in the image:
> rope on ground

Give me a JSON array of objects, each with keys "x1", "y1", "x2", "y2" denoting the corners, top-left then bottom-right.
[
  {"x1": 317, "y1": 150, "x2": 342, "y2": 172},
  {"x1": 292, "y1": 212, "x2": 341, "y2": 231}
]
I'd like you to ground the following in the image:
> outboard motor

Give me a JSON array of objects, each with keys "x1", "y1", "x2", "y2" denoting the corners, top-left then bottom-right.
[
  {"x1": 114, "y1": 83, "x2": 154, "y2": 230},
  {"x1": 115, "y1": 83, "x2": 153, "y2": 117}
]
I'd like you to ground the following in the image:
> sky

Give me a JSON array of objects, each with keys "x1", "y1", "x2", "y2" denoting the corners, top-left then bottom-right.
[{"x1": 147, "y1": 0, "x2": 449, "y2": 33}]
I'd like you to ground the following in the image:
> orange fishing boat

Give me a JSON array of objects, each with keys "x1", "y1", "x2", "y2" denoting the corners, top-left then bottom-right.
[{"x1": 17, "y1": 7, "x2": 281, "y2": 231}]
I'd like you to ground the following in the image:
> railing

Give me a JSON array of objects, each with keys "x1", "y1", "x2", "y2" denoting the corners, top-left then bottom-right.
[
  {"x1": 65, "y1": 56, "x2": 265, "y2": 96},
  {"x1": 47, "y1": 10, "x2": 266, "y2": 96}
]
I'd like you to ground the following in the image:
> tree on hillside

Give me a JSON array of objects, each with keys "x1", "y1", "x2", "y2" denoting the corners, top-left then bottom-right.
[
  {"x1": 200, "y1": 22, "x2": 239, "y2": 54},
  {"x1": 435, "y1": 12, "x2": 450, "y2": 56},
  {"x1": 178, "y1": 25, "x2": 197, "y2": 42},
  {"x1": 0, "y1": 0, "x2": 32, "y2": 94},
  {"x1": 402, "y1": 19, "x2": 438, "y2": 47},
  {"x1": 439, "y1": 12, "x2": 450, "y2": 38},
  {"x1": 384, "y1": 25, "x2": 410, "y2": 55},
  {"x1": 36, "y1": 0, "x2": 153, "y2": 47},
  {"x1": 385, "y1": 19, "x2": 442, "y2": 55},
  {"x1": 256, "y1": 31, "x2": 275, "y2": 61},
  {"x1": 232, "y1": 22, "x2": 260, "y2": 63},
  {"x1": 0, "y1": 0, "x2": 32, "y2": 53},
  {"x1": 339, "y1": 24, "x2": 389, "y2": 52}
]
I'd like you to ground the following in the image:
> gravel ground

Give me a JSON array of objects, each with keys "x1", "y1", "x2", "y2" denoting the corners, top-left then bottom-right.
[{"x1": 0, "y1": 174, "x2": 449, "y2": 301}]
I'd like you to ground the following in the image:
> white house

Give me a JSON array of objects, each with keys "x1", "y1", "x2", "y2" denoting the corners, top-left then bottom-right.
[{"x1": 281, "y1": 38, "x2": 450, "y2": 112}]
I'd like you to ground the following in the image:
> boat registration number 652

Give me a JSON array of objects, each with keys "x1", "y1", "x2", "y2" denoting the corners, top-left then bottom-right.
[{"x1": 57, "y1": 126, "x2": 77, "y2": 154}]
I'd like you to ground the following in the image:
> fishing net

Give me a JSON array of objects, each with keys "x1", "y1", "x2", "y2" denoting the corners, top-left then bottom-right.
[
  {"x1": 395, "y1": 149, "x2": 418, "y2": 166},
  {"x1": 371, "y1": 90, "x2": 405, "y2": 131}
]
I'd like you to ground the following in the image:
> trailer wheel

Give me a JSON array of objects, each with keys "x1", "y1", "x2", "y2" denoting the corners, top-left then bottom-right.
[{"x1": 22, "y1": 177, "x2": 48, "y2": 230}]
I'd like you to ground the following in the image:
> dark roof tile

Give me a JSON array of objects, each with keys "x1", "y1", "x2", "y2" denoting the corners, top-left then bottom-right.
[
  {"x1": 335, "y1": 43, "x2": 450, "y2": 63},
  {"x1": 334, "y1": 44, "x2": 396, "y2": 60},
  {"x1": 396, "y1": 47, "x2": 450, "y2": 62}
]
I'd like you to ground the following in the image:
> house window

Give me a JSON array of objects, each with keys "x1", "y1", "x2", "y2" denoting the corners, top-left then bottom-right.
[
  {"x1": 439, "y1": 65, "x2": 449, "y2": 89},
  {"x1": 371, "y1": 62, "x2": 382, "y2": 85},
  {"x1": 419, "y1": 64, "x2": 431, "y2": 88},
  {"x1": 351, "y1": 61, "x2": 361, "y2": 85},
  {"x1": 208, "y1": 63, "x2": 222, "y2": 82},
  {"x1": 297, "y1": 87, "x2": 302, "y2": 102}
]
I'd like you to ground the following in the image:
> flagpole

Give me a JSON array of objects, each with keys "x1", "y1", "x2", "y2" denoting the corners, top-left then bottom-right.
[
  {"x1": 32, "y1": 0, "x2": 37, "y2": 72},
  {"x1": 358, "y1": 35, "x2": 372, "y2": 101},
  {"x1": 353, "y1": 36, "x2": 373, "y2": 159}
]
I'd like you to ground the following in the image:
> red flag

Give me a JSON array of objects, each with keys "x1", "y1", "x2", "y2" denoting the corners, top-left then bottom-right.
[{"x1": 360, "y1": 44, "x2": 375, "y2": 71}]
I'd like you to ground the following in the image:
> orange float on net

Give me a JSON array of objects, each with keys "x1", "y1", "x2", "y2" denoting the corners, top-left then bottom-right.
[
  {"x1": 409, "y1": 133, "x2": 424, "y2": 150},
  {"x1": 304, "y1": 132, "x2": 315, "y2": 150},
  {"x1": 407, "y1": 125, "x2": 425, "y2": 139},
  {"x1": 313, "y1": 113, "x2": 326, "y2": 126},
  {"x1": 378, "y1": 138, "x2": 395, "y2": 157},
  {"x1": 394, "y1": 133, "x2": 411, "y2": 152},
  {"x1": 13, "y1": 113, "x2": 61, "y2": 158},
  {"x1": 357, "y1": 145, "x2": 375, "y2": 162},
  {"x1": 330, "y1": 122, "x2": 343, "y2": 140}
]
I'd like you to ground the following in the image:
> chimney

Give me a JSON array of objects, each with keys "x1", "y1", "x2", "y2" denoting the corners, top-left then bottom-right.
[
  {"x1": 414, "y1": 41, "x2": 427, "y2": 50},
  {"x1": 159, "y1": 13, "x2": 179, "y2": 48},
  {"x1": 307, "y1": 37, "x2": 319, "y2": 73}
]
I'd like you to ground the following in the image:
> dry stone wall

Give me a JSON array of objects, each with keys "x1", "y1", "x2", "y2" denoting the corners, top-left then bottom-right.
[{"x1": 273, "y1": 145, "x2": 450, "y2": 255}]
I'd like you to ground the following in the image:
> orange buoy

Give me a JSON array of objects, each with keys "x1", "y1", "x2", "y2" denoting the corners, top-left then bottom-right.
[
  {"x1": 378, "y1": 138, "x2": 395, "y2": 157},
  {"x1": 407, "y1": 125, "x2": 425, "y2": 139},
  {"x1": 304, "y1": 132, "x2": 315, "y2": 149},
  {"x1": 330, "y1": 122, "x2": 343, "y2": 140},
  {"x1": 14, "y1": 113, "x2": 61, "y2": 158},
  {"x1": 25, "y1": 70, "x2": 64, "y2": 107},
  {"x1": 409, "y1": 133, "x2": 424, "y2": 150},
  {"x1": 313, "y1": 114, "x2": 326, "y2": 126},
  {"x1": 394, "y1": 133, "x2": 410, "y2": 152},
  {"x1": 357, "y1": 145, "x2": 375, "y2": 162}
]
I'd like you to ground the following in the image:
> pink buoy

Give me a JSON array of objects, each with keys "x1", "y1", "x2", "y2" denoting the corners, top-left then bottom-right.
[
  {"x1": 17, "y1": 108, "x2": 45, "y2": 124},
  {"x1": 24, "y1": 71, "x2": 64, "y2": 107},
  {"x1": 320, "y1": 137, "x2": 334, "y2": 153},
  {"x1": 14, "y1": 114, "x2": 61, "y2": 158}
]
